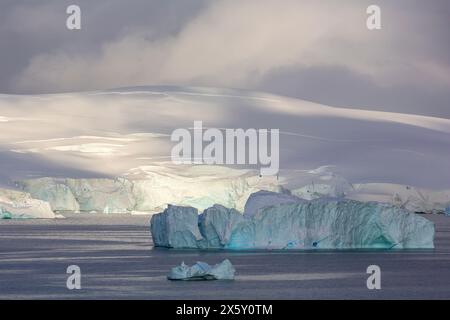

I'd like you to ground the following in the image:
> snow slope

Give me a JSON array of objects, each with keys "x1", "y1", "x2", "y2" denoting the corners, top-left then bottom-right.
[{"x1": 1, "y1": 86, "x2": 450, "y2": 213}]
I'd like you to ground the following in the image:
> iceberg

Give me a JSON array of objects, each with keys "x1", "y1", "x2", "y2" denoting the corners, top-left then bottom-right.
[
  {"x1": 0, "y1": 188, "x2": 55, "y2": 219},
  {"x1": 151, "y1": 191, "x2": 435, "y2": 250},
  {"x1": 244, "y1": 190, "x2": 305, "y2": 218},
  {"x1": 445, "y1": 206, "x2": 450, "y2": 216},
  {"x1": 198, "y1": 205, "x2": 245, "y2": 248},
  {"x1": 289, "y1": 168, "x2": 354, "y2": 200},
  {"x1": 167, "y1": 259, "x2": 235, "y2": 280},
  {"x1": 150, "y1": 205, "x2": 203, "y2": 248}
]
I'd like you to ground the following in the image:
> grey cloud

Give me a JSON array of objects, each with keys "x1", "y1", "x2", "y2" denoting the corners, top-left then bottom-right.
[
  {"x1": 0, "y1": 0, "x2": 207, "y2": 92},
  {"x1": 257, "y1": 65, "x2": 450, "y2": 118},
  {"x1": 0, "y1": 0, "x2": 449, "y2": 118}
]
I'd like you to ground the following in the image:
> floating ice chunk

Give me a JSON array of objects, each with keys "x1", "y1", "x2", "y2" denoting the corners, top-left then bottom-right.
[
  {"x1": 167, "y1": 259, "x2": 235, "y2": 280},
  {"x1": 150, "y1": 205, "x2": 203, "y2": 248},
  {"x1": 244, "y1": 190, "x2": 305, "y2": 218}
]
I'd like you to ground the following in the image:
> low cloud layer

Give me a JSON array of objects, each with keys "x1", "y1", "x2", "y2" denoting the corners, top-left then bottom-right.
[{"x1": 1, "y1": 0, "x2": 450, "y2": 117}]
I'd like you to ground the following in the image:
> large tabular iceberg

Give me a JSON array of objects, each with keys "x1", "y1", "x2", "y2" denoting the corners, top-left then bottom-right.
[{"x1": 150, "y1": 191, "x2": 435, "y2": 250}]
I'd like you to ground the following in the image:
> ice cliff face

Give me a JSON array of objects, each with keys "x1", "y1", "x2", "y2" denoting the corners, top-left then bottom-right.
[
  {"x1": 228, "y1": 199, "x2": 434, "y2": 249},
  {"x1": 150, "y1": 192, "x2": 435, "y2": 250},
  {"x1": 0, "y1": 188, "x2": 55, "y2": 219},
  {"x1": 17, "y1": 165, "x2": 281, "y2": 214},
  {"x1": 150, "y1": 205, "x2": 203, "y2": 248},
  {"x1": 17, "y1": 177, "x2": 134, "y2": 213},
  {"x1": 16, "y1": 178, "x2": 80, "y2": 212},
  {"x1": 199, "y1": 205, "x2": 245, "y2": 247}
]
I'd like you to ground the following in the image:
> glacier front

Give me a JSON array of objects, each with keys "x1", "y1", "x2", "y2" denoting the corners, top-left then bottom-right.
[
  {"x1": 17, "y1": 164, "x2": 280, "y2": 214},
  {"x1": 150, "y1": 192, "x2": 435, "y2": 250},
  {"x1": 0, "y1": 188, "x2": 55, "y2": 219}
]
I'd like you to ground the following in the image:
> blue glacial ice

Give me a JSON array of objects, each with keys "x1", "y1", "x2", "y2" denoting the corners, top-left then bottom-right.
[
  {"x1": 167, "y1": 259, "x2": 235, "y2": 280},
  {"x1": 445, "y1": 206, "x2": 450, "y2": 216},
  {"x1": 151, "y1": 191, "x2": 435, "y2": 250},
  {"x1": 150, "y1": 205, "x2": 203, "y2": 248},
  {"x1": 198, "y1": 205, "x2": 245, "y2": 248}
]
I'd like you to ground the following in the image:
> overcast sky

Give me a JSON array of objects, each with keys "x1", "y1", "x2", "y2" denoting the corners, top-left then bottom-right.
[{"x1": 0, "y1": 0, "x2": 449, "y2": 118}]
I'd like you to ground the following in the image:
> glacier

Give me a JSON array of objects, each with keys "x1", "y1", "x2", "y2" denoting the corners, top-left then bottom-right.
[
  {"x1": 346, "y1": 183, "x2": 450, "y2": 214},
  {"x1": 151, "y1": 191, "x2": 435, "y2": 250},
  {"x1": 3, "y1": 87, "x2": 450, "y2": 215},
  {"x1": 15, "y1": 167, "x2": 450, "y2": 216},
  {"x1": 167, "y1": 259, "x2": 235, "y2": 281},
  {"x1": 0, "y1": 188, "x2": 55, "y2": 219},
  {"x1": 17, "y1": 164, "x2": 280, "y2": 214}
]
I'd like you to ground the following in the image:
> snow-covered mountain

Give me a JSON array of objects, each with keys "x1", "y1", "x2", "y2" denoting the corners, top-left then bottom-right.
[{"x1": 1, "y1": 86, "x2": 450, "y2": 214}]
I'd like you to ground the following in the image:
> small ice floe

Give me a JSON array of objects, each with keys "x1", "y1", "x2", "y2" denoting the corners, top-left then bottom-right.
[{"x1": 167, "y1": 259, "x2": 235, "y2": 281}]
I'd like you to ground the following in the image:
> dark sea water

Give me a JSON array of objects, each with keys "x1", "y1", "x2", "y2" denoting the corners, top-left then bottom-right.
[{"x1": 1, "y1": 214, "x2": 449, "y2": 299}]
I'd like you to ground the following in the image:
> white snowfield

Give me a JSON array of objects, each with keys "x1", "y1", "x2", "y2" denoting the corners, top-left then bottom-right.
[
  {"x1": 0, "y1": 188, "x2": 55, "y2": 219},
  {"x1": 150, "y1": 191, "x2": 435, "y2": 250},
  {"x1": 1, "y1": 86, "x2": 450, "y2": 215}
]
